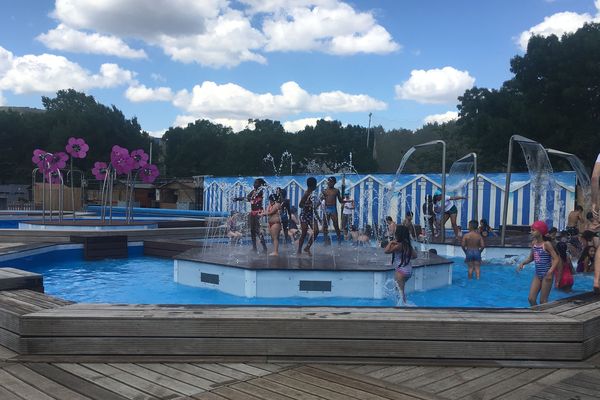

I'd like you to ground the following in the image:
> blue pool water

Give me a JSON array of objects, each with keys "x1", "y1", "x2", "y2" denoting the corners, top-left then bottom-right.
[{"x1": 1, "y1": 248, "x2": 593, "y2": 308}]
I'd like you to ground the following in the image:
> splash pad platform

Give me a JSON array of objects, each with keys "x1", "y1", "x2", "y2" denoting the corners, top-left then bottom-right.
[{"x1": 174, "y1": 244, "x2": 453, "y2": 299}]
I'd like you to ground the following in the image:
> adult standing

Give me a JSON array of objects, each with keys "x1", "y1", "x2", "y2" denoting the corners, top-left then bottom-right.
[{"x1": 433, "y1": 190, "x2": 466, "y2": 239}]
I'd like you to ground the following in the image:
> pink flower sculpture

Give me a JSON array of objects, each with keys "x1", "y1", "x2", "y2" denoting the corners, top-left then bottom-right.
[
  {"x1": 130, "y1": 149, "x2": 149, "y2": 169},
  {"x1": 140, "y1": 164, "x2": 159, "y2": 183},
  {"x1": 65, "y1": 137, "x2": 89, "y2": 158},
  {"x1": 92, "y1": 161, "x2": 108, "y2": 180},
  {"x1": 48, "y1": 152, "x2": 69, "y2": 171},
  {"x1": 110, "y1": 145, "x2": 134, "y2": 175},
  {"x1": 46, "y1": 170, "x2": 62, "y2": 184},
  {"x1": 32, "y1": 149, "x2": 50, "y2": 168}
]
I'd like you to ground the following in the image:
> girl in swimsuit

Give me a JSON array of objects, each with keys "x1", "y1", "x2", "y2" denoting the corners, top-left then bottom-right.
[
  {"x1": 297, "y1": 177, "x2": 319, "y2": 256},
  {"x1": 555, "y1": 241, "x2": 574, "y2": 292},
  {"x1": 265, "y1": 194, "x2": 281, "y2": 256},
  {"x1": 384, "y1": 225, "x2": 418, "y2": 304},
  {"x1": 517, "y1": 221, "x2": 560, "y2": 306}
]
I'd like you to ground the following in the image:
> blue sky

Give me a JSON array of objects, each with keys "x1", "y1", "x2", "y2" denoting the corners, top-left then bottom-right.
[{"x1": 1, "y1": 0, "x2": 599, "y2": 136}]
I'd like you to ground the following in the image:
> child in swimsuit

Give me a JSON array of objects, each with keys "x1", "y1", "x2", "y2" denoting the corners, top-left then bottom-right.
[
  {"x1": 517, "y1": 221, "x2": 560, "y2": 306},
  {"x1": 384, "y1": 225, "x2": 418, "y2": 304},
  {"x1": 555, "y1": 241, "x2": 574, "y2": 292},
  {"x1": 297, "y1": 177, "x2": 320, "y2": 256},
  {"x1": 265, "y1": 194, "x2": 281, "y2": 256},
  {"x1": 461, "y1": 220, "x2": 485, "y2": 279}
]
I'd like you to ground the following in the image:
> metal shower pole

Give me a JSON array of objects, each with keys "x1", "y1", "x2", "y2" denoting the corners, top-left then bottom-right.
[
  {"x1": 414, "y1": 140, "x2": 446, "y2": 241},
  {"x1": 501, "y1": 135, "x2": 536, "y2": 246}
]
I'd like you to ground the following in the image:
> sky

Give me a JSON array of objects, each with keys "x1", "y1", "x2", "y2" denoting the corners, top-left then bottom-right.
[{"x1": 1, "y1": 0, "x2": 599, "y2": 137}]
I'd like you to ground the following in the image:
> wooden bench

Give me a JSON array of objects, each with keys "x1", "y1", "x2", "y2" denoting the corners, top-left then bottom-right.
[
  {"x1": 18, "y1": 303, "x2": 591, "y2": 361},
  {"x1": 0, "y1": 289, "x2": 72, "y2": 353}
]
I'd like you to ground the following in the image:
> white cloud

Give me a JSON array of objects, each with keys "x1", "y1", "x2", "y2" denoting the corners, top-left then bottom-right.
[
  {"x1": 125, "y1": 84, "x2": 173, "y2": 102},
  {"x1": 155, "y1": 10, "x2": 266, "y2": 68},
  {"x1": 147, "y1": 129, "x2": 167, "y2": 138},
  {"x1": 0, "y1": 46, "x2": 134, "y2": 94},
  {"x1": 517, "y1": 2, "x2": 600, "y2": 50},
  {"x1": 0, "y1": 91, "x2": 6, "y2": 106},
  {"x1": 36, "y1": 24, "x2": 147, "y2": 59},
  {"x1": 395, "y1": 67, "x2": 475, "y2": 104},
  {"x1": 423, "y1": 111, "x2": 458, "y2": 125},
  {"x1": 52, "y1": 0, "x2": 225, "y2": 38},
  {"x1": 283, "y1": 116, "x2": 332, "y2": 132},
  {"x1": 172, "y1": 80, "x2": 386, "y2": 120},
  {"x1": 240, "y1": 0, "x2": 338, "y2": 14},
  {"x1": 517, "y1": 12, "x2": 596, "y2": 50},
  {"x1": 262, "y1": 3, "x2": 399, "y2": 54},
  {"x1": 173, "y1": 115, "x2": 252, "y2": 132},
  {"x1": 43, "y1": 0, "x2": 398, "y2": 67}
]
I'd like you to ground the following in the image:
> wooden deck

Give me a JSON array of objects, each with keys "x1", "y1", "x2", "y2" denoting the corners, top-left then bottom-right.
[
  {"x1": 0, "y1": 250, "x2": 600, "y2": 398},
  {"x1": 1, "y1": 351, "x2": 599, "y2": 399}
]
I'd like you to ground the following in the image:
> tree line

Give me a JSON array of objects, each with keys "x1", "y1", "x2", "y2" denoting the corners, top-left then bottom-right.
[{"x1": 1, "y1": 23, "x2": 599, "y2": 184}]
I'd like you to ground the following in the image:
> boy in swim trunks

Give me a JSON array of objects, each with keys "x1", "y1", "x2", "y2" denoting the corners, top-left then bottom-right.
[
  {"x1": 461, "y1": 220, "x2": 485, "y2": 279},
  {"x1": 321, "y1": 176, "x2": 347, "y2": 245}
]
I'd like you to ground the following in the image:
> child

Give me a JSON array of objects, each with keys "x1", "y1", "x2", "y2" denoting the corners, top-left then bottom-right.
[
  {"x1": 577, "y1": 246, "x2": 596, "y2": 273},
  {"x1": 287, "y1": 206, "x2": 300, "y2": 243},
  {"x1": 462, "y1": 220, "x2": 485, "y2": 279},
  {"x1": 384, "y1": 225, "x2": 418, "y2": 304},
  {"x1": 555, "y1": 241, "x2": 574, "y2": 292},
  {"x1": 385, "y1": 216, "x2": 397, "y2": 242},
  {"x1": 297, "y1": 177, "x2": 319, "y2": 256},
  {"x1": 265, "y1": 194, "x2": 281, "y2": 256},
  {"x1": 350, "y1": 224, "x2": 360, "y2": 245},
  {"x1": 235, "y1": 178, "x2": 267, "y2": 253},
  {"x1": 517, "y1": 221, "x2": 560, "y2": 306},
  {"x1": 478, "y1": 219, "x2": 495, "y2": 238},
  {"x1": 357, "y1": 225, "x2": 373, "y2": 245},
  {"x1": 226, "y1": 211, "x2": 243, "y2": 244},
  {"x1": 276, "y1": 187, "x2": 292, "y2": 244},
  {"x1": 402, "y1": 211, "x2": 416, "y2": 239},
  {"x1": 422, "y1": 194, "x2": 437, "y2": 237},
  {"x1": 342, "y1": 193, "x2": 354, "y2": 240}
]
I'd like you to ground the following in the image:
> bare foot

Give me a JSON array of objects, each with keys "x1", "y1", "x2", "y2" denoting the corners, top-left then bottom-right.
[{"x1": 269, "y1": 252, "x2": 278, "y2": 256}]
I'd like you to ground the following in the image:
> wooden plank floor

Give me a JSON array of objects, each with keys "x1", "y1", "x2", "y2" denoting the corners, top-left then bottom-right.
[{"x1": 1, "y1": 354, "x2": 599, "y2": 400}]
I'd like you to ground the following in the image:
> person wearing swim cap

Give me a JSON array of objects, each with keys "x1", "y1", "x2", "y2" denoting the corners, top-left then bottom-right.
[{"x1": 517, "y1": 220, "x2": 560, "y2": 306}]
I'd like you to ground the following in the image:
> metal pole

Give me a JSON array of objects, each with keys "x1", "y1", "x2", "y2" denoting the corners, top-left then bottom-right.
[
  {"x1": 440, "y1": 141, "x2": 447, "y2": 242},
  {"x1": 473, "y1": 153, "x2": 478, "y2": 222},
  {"x1": 501, "y1": 136, "x2": 515, "y2": 246},
  {"x1": 366, "y1": 112, "x2": 372, "y2": 148}
]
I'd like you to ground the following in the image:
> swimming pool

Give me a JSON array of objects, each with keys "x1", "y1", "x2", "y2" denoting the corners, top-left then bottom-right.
[{"x1": 1, "y1": 246, "x2": 593, "y2": 308}]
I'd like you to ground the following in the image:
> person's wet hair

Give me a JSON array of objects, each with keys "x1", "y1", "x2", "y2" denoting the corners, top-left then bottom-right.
[{"x1": 306, "y1": 177, "x2": 317, "y2": 189}]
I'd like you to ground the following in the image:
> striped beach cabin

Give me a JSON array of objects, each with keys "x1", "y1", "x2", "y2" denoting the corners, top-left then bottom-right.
[{"x1": 203, "y1": 172, "x2": 576, "y2": 231}]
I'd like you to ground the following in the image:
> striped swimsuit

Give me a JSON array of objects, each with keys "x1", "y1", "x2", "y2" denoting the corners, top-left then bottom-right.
[
  {"x1": 393, "y1": 247, "x2": 414, "y2": 278},
  {"x1": 532, "y1": 243, "x2": 552, "y2": 279}
]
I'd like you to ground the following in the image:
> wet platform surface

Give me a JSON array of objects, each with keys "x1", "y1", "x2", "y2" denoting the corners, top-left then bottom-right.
[{"x1": 175, "y1": 244, "x2": 451, "y2": 271}]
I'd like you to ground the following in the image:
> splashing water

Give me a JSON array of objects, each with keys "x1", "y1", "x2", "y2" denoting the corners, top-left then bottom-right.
[
  {"x1": 263, "y1": 151, "x2": 294, "y2": 176},
  {"x1": 517, "y1": 140, "x2": 563, "y2": 227}
]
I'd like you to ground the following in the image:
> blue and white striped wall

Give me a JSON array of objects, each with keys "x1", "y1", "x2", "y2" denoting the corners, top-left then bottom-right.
[{"x1": 204, "y1": 172, "x2": 576, "y2": 230}]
